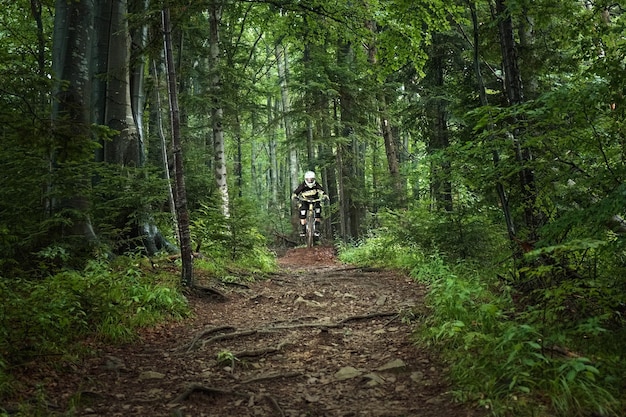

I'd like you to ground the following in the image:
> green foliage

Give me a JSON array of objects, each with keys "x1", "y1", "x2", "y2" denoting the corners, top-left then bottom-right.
[
  {"x1": 416, "y1": 255, "x2": 621, "y2": 416},
  {"x1": 216, "y1": 349, "x2": 240, "y2": 372},
  {"x1": 191, "y1": 197, "x2": 276, "y2": 273},
  {"x1": 339, "y1": 225, "x2": 624, "y2": 416},
  {"x1": 0, "y1": 256, "x2": 189, "y2": 398},
  {"x1": 337, "y1": 235, "x2": 425, "y2": 270},
  {"x1": 89, "y1": 164, "x2": 172, "y2": 253},
  {"x1": 373, "y1": 203, "x2": 507, "y2": 262}
]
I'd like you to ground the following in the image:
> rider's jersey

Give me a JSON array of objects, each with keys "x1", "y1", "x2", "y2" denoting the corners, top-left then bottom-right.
[{"x1": 293, "y1": 181, "x2": 325, "y2": 201}]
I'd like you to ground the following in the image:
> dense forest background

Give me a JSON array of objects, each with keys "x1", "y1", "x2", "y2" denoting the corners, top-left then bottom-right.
[{"x1": 1, "y1": 0, "x2": 625, "y2": 415}]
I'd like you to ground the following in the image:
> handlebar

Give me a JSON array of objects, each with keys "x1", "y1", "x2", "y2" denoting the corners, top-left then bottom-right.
[
  {"x1": 297, "y1": 197, "x2": 323, "y2": 203},
  {"x1": 295, "y1": 195, "x2": 330, "y2": 203}
]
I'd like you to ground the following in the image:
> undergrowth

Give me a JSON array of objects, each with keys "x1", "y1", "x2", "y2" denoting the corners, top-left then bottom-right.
[
  {"x1": 0, "y1": 254, "x2": 189, "y2": 407},
  {"x1": 338, "y1": 210, "x2": 625, "y2": 417}
]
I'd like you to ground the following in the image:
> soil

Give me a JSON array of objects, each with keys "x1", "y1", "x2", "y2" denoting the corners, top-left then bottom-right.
[{"x1": 14, "y1": 246, "x2": 486, "y2": 417}]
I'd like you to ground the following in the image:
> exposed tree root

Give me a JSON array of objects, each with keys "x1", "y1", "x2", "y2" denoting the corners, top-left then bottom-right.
[
  {"x1": 338, "y1": 311, "x2": 398, "y2": 324},
  {"x1": 170, "y1": 384, "x2": 285, "y2": 416},
  {"x1": 233, "y1": 340, "x2": 291, "y2": 359},
  {"x1": 170, "y1": 384, "x2": 248, "y2": 404},
  {"x1": 184, "y1": 325, "x2": 236, "y2": 352},
  {"x1": 187, "y1": 329, "x2": 280, "y2": 352},
  {"x1": 262, "y1": 393, "x2": 286, "y2": 417},
  {"x1": 241, "y1": 371, "x2": 303, "y2": 384},
  {"x1": 185, "y1": 311, "x2": 400, "y2": 352},
  {"x1": 221, "y1": 281, "x2": 251, "y2": 289},
  {"x1": 187, "y1": 284, "x2": 228, "y2": 301},
  {"x1": 309, "y1": 275, "x2": 383, "y2": 285}
]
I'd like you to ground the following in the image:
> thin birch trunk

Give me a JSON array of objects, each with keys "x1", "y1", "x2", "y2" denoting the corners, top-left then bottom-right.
[
  {"x1": 162, "y1": 6, "x2": 193, "y2": 287},
  {"x1": 209, "y1": 1, "x2": 230, "y2": 218},
  {"x1": 151, "y1": 59, "x2": 178, "y2": 238}
]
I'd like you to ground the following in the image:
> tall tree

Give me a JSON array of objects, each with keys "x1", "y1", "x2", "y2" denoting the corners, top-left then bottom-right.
[
  {"x1": 162, "y1": 6, "x2": 193, "y2": 286},
  {"x1": 208, "y1": 0, "x2": 230, "y2": 218},
  {"x1": 99, "y1": 0, "x2": 140, "y2": 166},
  {"x1": 495, "y1": 0, "x2": 540, "y2": 253},
  {"x1": 425, "y1": 34, "x2": 453, "y2": 212},
  {"x1": 51, "y1": 0, "x2": 98, "y2": 244},
  {"x1": 467, "y1": 0, "x2": 515, "y2": 241}
]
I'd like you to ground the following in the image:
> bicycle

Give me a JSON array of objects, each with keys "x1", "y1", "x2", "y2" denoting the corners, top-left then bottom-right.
[{"x1": 297, "y1": 196, "x2": 324, "y2": 248}]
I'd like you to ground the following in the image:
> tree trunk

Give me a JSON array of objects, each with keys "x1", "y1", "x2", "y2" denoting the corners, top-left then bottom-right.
[
  {"x1": 268, "y1": 96, "x2": 279, "y2": 207},
  {"x1": 496, "y1": 0, "x2": 539, "y2": 246},
  {"x1": 151, "y1": 59, "x2": 178, "y2": 241},
  {"x1": 425, "y1": 35, "x2": 452, "y2": 212},
  {"x1": 129, "y1": 0, "x2": 148, "y2": 167},
  {"x1": 162, "y1": 7, "x2": 193, "y2": 287},
  {"x1": 468, "y1": 0, "x2": 516, "y2": 241},
  {"x1": 234, "y1": 114, "x2": 243, "y2": 197},
  {"x1": 275, "y1": 43, "x2": 298, "y2": 190},
  {"x1": 100, "y1": 0, "x2": 140, "y2": 166},
  {"x1": 380, "y1": 94, "x2": 404, "y2": 207},
  {"x1": 209, "y1": 1, "x2": 230, "y2": 218},
  {"x1": 337, "y1": 40, "x2": 363, "y2": 240},
  {"x1": 51, "y1": 0, "x2": 98, "y2": 244},
  {"x1": 365, "y1": 19, "x2": 404, "y2": 208}
]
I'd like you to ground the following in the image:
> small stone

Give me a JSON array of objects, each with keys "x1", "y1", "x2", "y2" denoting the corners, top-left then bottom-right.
[
  {"x1": 363, "y1": 372, "x2": 385, "y2": 386},
  {"x1": 334, "y1": 366, "x2": 362, "y2": 380},
  {"x1": 410, "y1": 371, "x2": 424, "y2": 382},
  {"x1": 377, "y1": 359, "x2": 406, "y2": 371},
  {"x1": 138, "y1": 371, "x2": 165, "y2": 380}
]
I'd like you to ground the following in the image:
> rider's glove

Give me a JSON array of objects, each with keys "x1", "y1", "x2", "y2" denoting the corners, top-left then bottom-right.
[{"x1": 291, "y1": 193, "x2": 298, "y2": 201}]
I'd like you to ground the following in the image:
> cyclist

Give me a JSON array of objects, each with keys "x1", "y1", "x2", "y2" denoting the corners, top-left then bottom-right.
[{"x1": 292, "y1": 171, "x2": 328, "y2": 237}]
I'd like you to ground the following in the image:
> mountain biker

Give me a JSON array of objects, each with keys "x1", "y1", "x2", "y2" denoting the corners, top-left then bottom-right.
[{"x1": 292, "y1": 171, "x2": 328, "y2": 237}]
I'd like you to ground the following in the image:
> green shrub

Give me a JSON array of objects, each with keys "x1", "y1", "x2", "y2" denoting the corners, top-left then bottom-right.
[
  {"x1": 415, "y1": 256, "x2": 620, "y2": 417},
  {"x1": 191, "y1": 197, "x2": 277, "y2": 273},
  {"x1": 338, "y1": 234, "x2": 622, "y2": 416},
  {"x1": 374, "y1": 203, "x2": 507, "y2": 262},
  {"x1": 0, "y1": 256, "x2": 189, "y2": 373}
]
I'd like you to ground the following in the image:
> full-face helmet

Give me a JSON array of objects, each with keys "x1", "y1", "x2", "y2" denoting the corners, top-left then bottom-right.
[{"x1": 304, "y1": 171, "x2": 316, "y2": 188}]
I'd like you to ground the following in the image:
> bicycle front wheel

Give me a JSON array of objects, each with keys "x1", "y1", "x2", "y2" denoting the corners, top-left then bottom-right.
[{"x1": 306, "y1": 206, "x2": 315, "y2": 248}]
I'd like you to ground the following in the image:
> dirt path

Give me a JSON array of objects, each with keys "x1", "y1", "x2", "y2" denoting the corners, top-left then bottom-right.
[{"x1": 45, "y1": 247, "x2": 484, "y2": 416}]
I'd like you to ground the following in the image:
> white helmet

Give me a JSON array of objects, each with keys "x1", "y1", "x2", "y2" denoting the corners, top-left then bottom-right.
[{"x1": 304, "y1": 171, "x2": 316, "y2": 188}]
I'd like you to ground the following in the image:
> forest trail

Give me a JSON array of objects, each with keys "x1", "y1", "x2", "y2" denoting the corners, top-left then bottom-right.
[{"x1": 45, "y1": 247, "x2": 485, "y2": 416}]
